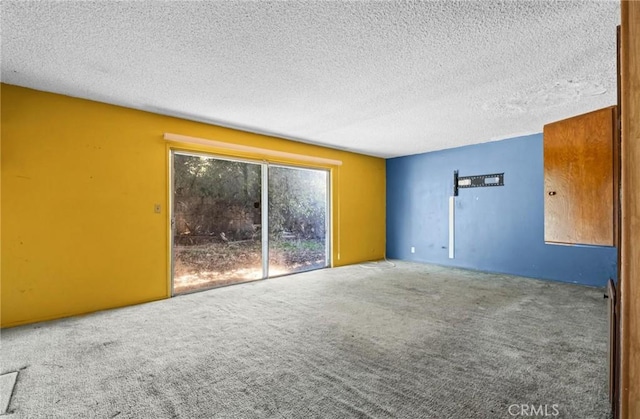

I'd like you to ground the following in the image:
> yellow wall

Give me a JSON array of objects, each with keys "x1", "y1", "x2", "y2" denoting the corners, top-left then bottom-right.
[{"x1": 1, "y1": 84, "x2": 386, "y2": 327}]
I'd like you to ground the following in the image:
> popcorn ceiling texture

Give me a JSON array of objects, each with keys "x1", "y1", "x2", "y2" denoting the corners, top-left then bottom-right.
[{"x1": 1, "y1": 1, "x2": 620, "y2": 158}]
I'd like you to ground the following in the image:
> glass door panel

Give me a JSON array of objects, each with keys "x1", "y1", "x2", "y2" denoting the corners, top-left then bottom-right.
[
  {"x1": 268, "y1": 166, "x2": 329, "y2": 276},
  {"x1": 172, "y1": 152, "x2": 263, "y2": 293}
]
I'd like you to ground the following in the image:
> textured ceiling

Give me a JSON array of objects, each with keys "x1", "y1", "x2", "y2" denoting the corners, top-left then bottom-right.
[{"x1": 1, "y1": 1, "x2": 620, "y2": 158}]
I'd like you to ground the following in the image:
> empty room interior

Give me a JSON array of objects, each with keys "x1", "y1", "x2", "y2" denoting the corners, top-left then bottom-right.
[{"x1": 1, "y1": 1, "x2": 639, "y2": 418}]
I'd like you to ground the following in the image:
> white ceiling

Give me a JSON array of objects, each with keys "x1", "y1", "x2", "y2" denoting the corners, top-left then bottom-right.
[{"x1": 1, "y1": 1, "x2": 620, "y2": 158}]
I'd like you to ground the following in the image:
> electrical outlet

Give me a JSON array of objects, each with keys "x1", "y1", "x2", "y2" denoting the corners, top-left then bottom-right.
[{"x1": 410, "y1": 246, "x2": 415, "y2": 253}]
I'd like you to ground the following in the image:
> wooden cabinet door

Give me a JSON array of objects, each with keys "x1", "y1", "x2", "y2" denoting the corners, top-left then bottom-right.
[{"x1": 544, "y1": 107, "x2": 615, "y2": 246}]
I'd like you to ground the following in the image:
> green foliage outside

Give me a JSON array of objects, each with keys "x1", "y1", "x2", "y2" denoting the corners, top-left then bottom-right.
[
  {"x1": 173, "y1": 154, "x2": 327, "y2": 242},
  {"x1": 172, "y1": 154, "x2": 328, "y2": 292}
]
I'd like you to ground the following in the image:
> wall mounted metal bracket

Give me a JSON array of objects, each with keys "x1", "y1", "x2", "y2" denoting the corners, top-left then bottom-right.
[{"x1": 454, "y1": 171, "x2": 504, "y2": 196}]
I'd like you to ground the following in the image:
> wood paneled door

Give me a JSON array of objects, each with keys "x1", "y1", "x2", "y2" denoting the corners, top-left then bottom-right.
[
  {"x1": 543, "y1": 106, "x2": 616, "y2": 246},
  {"x1": 618, "y1": 1, "x2": 640, "y2": 417}
]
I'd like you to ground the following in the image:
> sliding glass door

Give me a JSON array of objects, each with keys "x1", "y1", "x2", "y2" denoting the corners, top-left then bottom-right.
[
  {"x1": 268, "y1": 166, "x2": 329, "y2": 276},
  {"x1": 171, "y1": 151, "x2": 329, "y2": 294},
  {"x1": 171, "y1": 153, "x2": 263, "y2": 293}
]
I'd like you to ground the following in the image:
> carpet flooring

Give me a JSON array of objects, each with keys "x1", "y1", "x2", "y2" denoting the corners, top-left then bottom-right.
[{"x1": 1, "y1": 261, "x2": 611, "y2": 418}]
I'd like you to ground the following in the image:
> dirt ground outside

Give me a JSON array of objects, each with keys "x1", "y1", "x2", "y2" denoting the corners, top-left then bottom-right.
[{"x1": 173, "y1": 239, "x2": 326, "y2": 293}]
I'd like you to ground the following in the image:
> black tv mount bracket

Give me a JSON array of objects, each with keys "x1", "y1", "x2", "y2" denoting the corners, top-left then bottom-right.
[{"x1": 453, "y1": 170, "x2": 504, "y2": 196}]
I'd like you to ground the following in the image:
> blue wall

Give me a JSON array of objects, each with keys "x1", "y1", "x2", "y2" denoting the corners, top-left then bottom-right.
[{"x1": 386, "y1": 133, "x2": 617, "y2": 287}]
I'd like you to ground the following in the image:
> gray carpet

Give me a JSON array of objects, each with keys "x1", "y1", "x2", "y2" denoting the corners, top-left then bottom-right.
[{"x1": 1, "y1": 262, "x2": 611, "y2": 418}]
